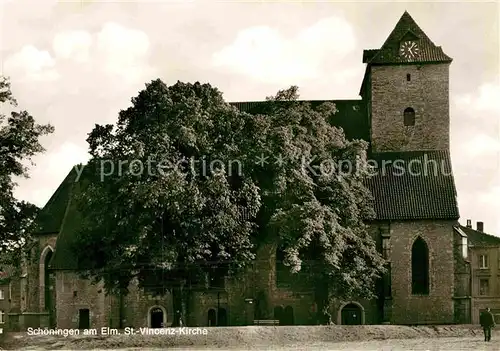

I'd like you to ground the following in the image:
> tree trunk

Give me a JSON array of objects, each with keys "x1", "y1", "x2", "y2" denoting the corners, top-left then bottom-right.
[
  {"x1": 171, "y1": 281, "x2": 188, "y2": 327},
  {"x1": 314, "y1": 278, "x2": 330, "y2": 325}
]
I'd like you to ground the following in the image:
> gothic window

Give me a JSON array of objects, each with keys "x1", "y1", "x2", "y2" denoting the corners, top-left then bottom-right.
[
  {"x1": 276, "y1": 248, "x2": 290, "y2": 287},
  {"x1": 411, "y1": 237, "x2": 429, "y2": 295},
  {"x1": 404, "y1": 107, "x2": 415, "y2": 126},
  {"x1": 384, "y1": 263, "x2": 392, "y2": 297},
  {"x1": 382, "y1": 238, "x2": 390, "y2": 259},
  {"x1": 406, "y1": 73, "x2": 411, "y2": 81}
]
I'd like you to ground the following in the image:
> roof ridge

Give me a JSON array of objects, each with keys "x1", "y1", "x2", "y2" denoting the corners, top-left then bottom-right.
[{"x1": 459, "y1": 225, "x2": 500, "y2": 239}]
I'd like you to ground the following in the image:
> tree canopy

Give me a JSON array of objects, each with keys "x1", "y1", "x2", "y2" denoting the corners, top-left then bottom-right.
[
  {"x1": 72, "y1": 79, "x2": 385, "y2": 325},
  {"x1": 0, "y1": 76, "x2": 52, "y2": 263}
]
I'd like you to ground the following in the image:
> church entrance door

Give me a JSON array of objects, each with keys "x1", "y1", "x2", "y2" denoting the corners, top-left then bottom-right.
[
  {"x1": 150, "y1": 307, "x2": 164, "y2": 328},
  {"x1": 341, "y1": 303, "x2": 362, "y2": 325}
]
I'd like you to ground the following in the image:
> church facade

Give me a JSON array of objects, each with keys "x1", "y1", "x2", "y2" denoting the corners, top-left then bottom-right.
[{"x1": 5, "y1": 11, "x2": 494, "y2": 331}]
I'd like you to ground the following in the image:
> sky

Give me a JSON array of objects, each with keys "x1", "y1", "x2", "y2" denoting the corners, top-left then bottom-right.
[{"x1": 1, "y1": 1, "x2": 499, "y2": 234}]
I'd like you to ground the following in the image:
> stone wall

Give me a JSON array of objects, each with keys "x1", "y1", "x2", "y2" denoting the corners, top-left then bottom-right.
[
  {"x1": 370, "y1": 63, "x2": 450, "y2": 152},
  {"x1": 54, "y1": 271, "x2": 108, "y2": 329},
  {"x1": 389, "y1": 220, "x2": 456, "y2": 324}
]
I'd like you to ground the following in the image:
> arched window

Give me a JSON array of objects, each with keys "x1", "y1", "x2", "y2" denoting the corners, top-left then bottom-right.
[
  {"x1": 411, "y1": 237, "x2": 429, "y2": 295},
  {"x1": 404, "y1": 107, "x2": 415, "y2": 126},
  {"x1": 40, "y1": 245, "x2": 55, "y2": 328},
  {"x1": 276, "y1": 247, "x2": 290, "y2": 287}
]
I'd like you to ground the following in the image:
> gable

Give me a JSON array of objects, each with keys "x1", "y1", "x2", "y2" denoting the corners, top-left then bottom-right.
[
  {"x1": 34, "y1": 168, "x2": 79, "y2": 235},
  {"x1": 366, "y1": 11, "x2": 452, "y2": 65},
  {"x1": 400, "y1": 30, "x2": 419, "y2": 42}
]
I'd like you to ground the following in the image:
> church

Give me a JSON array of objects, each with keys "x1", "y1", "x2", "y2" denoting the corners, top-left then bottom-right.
[{"x1": 3, "y1": 11, "x2": 496, "y2": 331}]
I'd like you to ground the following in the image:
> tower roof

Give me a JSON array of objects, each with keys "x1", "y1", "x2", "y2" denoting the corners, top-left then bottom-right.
[{"x1": 363, "y1": 11, "x2": 452, "y2": 65}]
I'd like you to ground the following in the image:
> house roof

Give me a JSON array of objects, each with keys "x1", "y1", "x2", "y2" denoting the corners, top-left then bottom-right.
[
  {"x1": 365, "y1": 150, "x2": 459, "y2": 220},
  {"x1": 34, "y1": 168, "x2": 77, "y2": 235},
  {"x1": 456, "y1": 225, "x2": 500, "y2": 247},
  {"x1": 363, "y1": 11, "x2": 452, "y2": 65},
  {"x1": 46, "y1": 167, "x2": 87, "y2": 270}
]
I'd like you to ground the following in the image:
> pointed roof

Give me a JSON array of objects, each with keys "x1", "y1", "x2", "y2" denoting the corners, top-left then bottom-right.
[
  {"x1": 34, "y1": 168, "x2": 79, "y2": 235},
  {"x1": 363, "y1": 11, "x2": 452, "y2": 65}
]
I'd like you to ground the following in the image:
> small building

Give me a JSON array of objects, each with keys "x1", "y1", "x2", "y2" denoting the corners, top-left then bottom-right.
[
  {"x1": 0, "y1": 270, "x2": 11, "y2": 335},
  {"x1": 455, "y1": 220, "x2": 500, "y2": 324}
]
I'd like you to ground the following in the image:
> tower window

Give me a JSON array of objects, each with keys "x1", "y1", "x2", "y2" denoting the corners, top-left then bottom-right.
[
  {"x1": 404, "y1": 107, "x2": 415, "y2": 126},
  {"x1": 406, "y1": 73, "x2": 411, "y2": 81}
]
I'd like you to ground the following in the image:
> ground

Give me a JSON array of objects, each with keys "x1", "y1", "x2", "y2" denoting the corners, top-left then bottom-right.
[{"x1": 0, "y1": 325, "x2": 495, "y2": 350}]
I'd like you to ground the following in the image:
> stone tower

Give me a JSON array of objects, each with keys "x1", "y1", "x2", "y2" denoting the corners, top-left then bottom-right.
[{"x1": 360, "y1": 11, "x2": 453, "y2": 153}]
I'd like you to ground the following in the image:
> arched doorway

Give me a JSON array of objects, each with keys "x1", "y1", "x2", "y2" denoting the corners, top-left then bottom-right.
[
  {"x1": 208, "y1": 309, "x2": 216, "y2": 326},
  {"x1": 341, "y1": 303, "x2": 363, "y2": 325},
  {"x1": 217, "y1": 308, "x2": 227, "y2": 326},
  {"x1": 274, "y1": 306, "x2": 284, "y2": 325},
  {"x1": 149, "y1": 306, "x2": 166, "y2": 328},
  {"x1": 283, "y1": 306, "x2": 294, "y2": 325}
]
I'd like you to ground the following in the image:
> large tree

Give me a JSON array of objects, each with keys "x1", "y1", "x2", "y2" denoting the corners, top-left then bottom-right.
[
  {"x1": 73, "y1": 80, "x2": 385, "y2": 326},
  {"x1": 0, "y1": 76, "x2": 52, "y2": 262},
  {"x1": 258, "y1": 87, "x2": 386, "y2": 323},
  {"x1": 73, "y1": 80, "x2": 261, "y2": 326}
]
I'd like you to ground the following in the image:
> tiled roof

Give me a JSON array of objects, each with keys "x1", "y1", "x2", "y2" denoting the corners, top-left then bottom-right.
[
  {"x1": 362, "y1": 49, "x2": 379, "y2": 63},
  {"x1": 364, "y1": 11, "x2": 452, "y2": 65},
  {"x1": 365, "y1": 150, "x2": 459, "y2": 220},
  {"x1": 34, "y1": 168, "x2": 77, "y2": 234},
  {"x1": 230, "y1": 100, "x2": 369, "y2": 142},
  {"x1": 48, "y1": 167, "x2": 85, "y2": 270},
  {"x1": 457, "y1": 225, "x2": 500, "y2": 247}
]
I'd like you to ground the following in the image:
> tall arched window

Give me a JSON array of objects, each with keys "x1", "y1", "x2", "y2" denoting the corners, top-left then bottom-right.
[
  {"x1": 411, "y1": 237, "x2": 429, "y2": 295},
  {"x1": 276, "y1": 248, "x2": 290, "y2": 287},
  {"x1": 404, "y1": 107, "x2": 415, "y2": 126}
]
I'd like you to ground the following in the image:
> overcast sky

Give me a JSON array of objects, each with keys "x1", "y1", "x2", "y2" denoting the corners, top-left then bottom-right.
[{"x1": 1, "y1": 1, "x2": 499, "y2": 234}]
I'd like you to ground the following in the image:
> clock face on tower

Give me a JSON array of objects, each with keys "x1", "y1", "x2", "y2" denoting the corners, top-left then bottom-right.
[{"x1": 399, "y1": 41, "x2": 420, "y2": 60}]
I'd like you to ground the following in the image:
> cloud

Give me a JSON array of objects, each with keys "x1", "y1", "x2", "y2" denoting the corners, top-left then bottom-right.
[
  {"x1": 13, "y1": 141, "x2": 90, "y2": 208},
  {"x1": 463, "y1": 134, "x2": 500, "y2": 157},
  {"x1": 453, "y1": 82, "x2": 500, "y2": 118},
  {"x1": 5, "y1": 22, "x2": 156, "y2": 208},
  {"x1": 452, "y1": 80, "x2": 500, "y2": 235},
  {"x1": 95, "y1": 23, "x2": 152, "y2": 83},
  {"x1": 53, "y1": 30, "x2": 93, "y2": 63},
  {"x1": 212, "y1": 16, "x2": 356, "y2": 85},
  {"x1": 3, "y1": 45, "x2": 59, "y2": 82}
]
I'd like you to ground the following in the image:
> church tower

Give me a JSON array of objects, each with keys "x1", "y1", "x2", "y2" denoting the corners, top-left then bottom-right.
[{"x1": 360, "y1": 11, "x2": 453, "y2": 153}]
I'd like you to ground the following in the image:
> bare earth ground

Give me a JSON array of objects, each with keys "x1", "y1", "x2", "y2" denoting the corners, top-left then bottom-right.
[{"x1": 0, "y1": 325, "x2": 497, "y2": 350}]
